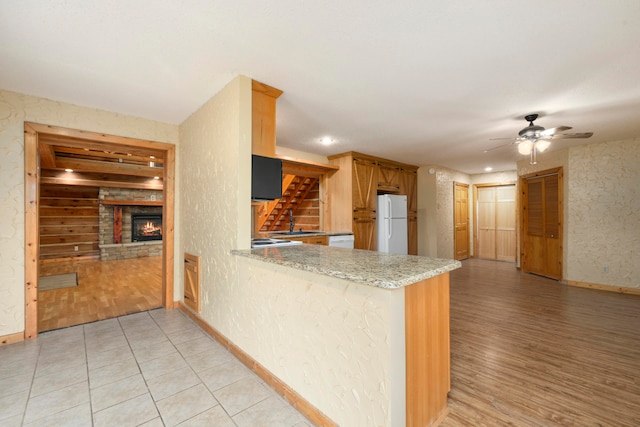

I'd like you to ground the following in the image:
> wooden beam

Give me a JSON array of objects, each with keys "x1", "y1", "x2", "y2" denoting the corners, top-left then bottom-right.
[
  {"x1": 53, "y1": 146, "x2": 163, "y2": 165},
  {"x1": 40, "y1": 175, "x2": 163, "y2": 190},
  {"x1": 28, "y1": 122, "x2": 171, "y2": 156},
  {"x1": 55, "y1": 157, "x2": 161, "y2": 177}
]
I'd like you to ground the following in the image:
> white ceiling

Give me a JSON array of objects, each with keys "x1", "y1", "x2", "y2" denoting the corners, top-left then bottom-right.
[{"x1": 2, "y1": 1, "x2": 640, "y2": 174}]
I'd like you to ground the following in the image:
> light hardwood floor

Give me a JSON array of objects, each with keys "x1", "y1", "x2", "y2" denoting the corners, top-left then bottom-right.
[
  {"x1": 443, "y1": 258, "x2": 640, "y2": 426},
  {"x1": 38, "y1": 256, "x2": 162, "y2": 332}
]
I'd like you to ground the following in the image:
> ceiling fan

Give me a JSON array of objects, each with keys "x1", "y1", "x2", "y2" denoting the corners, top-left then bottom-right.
[{"x1": 486, "y1": 113, "x2": 593, "y2": 164}]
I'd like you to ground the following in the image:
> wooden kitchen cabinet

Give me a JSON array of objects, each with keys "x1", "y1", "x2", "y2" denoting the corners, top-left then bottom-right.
[
  {"x1": 327, "y1": 152, "x2": 418, "y2": 252},
  {"x1": 378, "y1": 162, "x2": 401, "y2": 193},
  {"x1": 400, "y1": 168, "x2": 418, "y2": 255},
  {"x1": 277, "y1": 235, "x2": 327, "y2": 245}
]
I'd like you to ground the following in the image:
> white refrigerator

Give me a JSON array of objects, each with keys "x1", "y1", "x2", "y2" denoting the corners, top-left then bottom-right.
[{"x1": 377, "y1": 194, "x2": 408, "y2": 254}]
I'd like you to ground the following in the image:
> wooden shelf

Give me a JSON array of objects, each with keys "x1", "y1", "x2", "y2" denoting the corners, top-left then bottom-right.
[{"x1": 101, "y1": 199, "x2": 163, "y2": 206}]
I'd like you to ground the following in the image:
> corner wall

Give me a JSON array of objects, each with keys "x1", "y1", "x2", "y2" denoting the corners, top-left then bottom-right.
[{"x1": 0, "y1": 90, "x2": 179, "y2": 337}]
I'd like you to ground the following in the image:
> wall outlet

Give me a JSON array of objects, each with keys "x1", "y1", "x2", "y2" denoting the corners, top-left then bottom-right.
[
  {"x1": 602, "y1": 266, "x2": 608, "y2": 273},
  {"x1": 150, "y1": 194, "x2": 156, "y2": 201},
  {"x1": 74, "y1": 246, "x2": 79, "y2": 251}
]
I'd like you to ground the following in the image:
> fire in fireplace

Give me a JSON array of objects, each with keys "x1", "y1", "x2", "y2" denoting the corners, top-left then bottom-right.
[{"x1": 131, "y1": 213, "x2": 163, "y2": 242}]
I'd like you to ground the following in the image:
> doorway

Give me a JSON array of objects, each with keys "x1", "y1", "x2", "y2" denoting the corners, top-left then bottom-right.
[
  {"x1": 24, "y1": 122, "x2": 176, "y2": 339},
  {"x1": 474, "y1": 183, "x2": 516, "y2": 262},
  {"x1": 454, "y1": 182, "x2": 470, "y2": 260},
  {"x1": 520, "y1": 168, "x2": 563, "y2": 280}
]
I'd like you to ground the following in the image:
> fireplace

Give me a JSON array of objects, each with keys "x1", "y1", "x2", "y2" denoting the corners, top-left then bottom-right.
[{"x1": 131, "y1": 213, "x2": 163, "y2": 242}]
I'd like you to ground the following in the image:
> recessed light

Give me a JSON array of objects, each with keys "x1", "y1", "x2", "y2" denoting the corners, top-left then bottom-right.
[
  {"x1": 153, "y1": 176, "x2": 160, "y2": 180},
  {"x1": 64, "y1": 168, "x2": 73, "y2": 173},
  {"x1": 484, "y1": 167, "x2": 493, "y2": 172},
  {"x1": 320, "y1": 136, "x2": 335, "y2": 145}
]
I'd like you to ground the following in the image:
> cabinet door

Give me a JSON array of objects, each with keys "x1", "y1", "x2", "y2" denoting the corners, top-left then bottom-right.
[
  {"x1": 400, "y1": 169, "x2": 418, "y2": 255},
  {"x1": 399, "y1": 169, "x2": 418, "y2": 214},
  {"x1": 408, "y1": 216, "x2": 418, "y2": 255},
  {"x1": 352, "y1": 158, "x2": 378, "y2": 212},
  {"x1": 378, "y1": 162, "x2": 401, "y2": 192},
  {"x1": 353, "y1": 215, "x2": 376, "y2": 250}
]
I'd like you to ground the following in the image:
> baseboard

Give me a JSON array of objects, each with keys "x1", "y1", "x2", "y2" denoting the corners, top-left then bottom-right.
[
  {"x1": 177, "y1": 303, "x2": 337, "y2": 427},
  {"x1": 566, "y1": 280, "x2": 640, "y2": 296},
  {"x1": 1, "y1": 332, "x2": 24, "y2": 346}
]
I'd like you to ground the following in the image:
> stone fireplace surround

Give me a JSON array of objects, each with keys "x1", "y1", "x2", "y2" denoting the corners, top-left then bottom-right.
[{"x1": 99, "y1": 188, "x2": 163, "y2": 260}]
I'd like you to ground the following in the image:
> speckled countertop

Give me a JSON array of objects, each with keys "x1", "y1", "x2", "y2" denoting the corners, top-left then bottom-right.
[{"x1": 232, "y1": 245, "x2": 461, "y2": 289}]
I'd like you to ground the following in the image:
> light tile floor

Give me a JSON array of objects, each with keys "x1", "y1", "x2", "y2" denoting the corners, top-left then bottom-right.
[{"x1": 0, "y1": 309, "x2": 312, "y2": 427}]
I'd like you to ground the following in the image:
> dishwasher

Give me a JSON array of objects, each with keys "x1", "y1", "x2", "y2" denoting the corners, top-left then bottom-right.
[{"x1": 327, "y1": 234, "x2": 354, "y2": 249}]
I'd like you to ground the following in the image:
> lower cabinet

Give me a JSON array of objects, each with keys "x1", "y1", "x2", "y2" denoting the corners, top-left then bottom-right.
[{"x1": 281, "y1": 235, "x2": 327, "y2": 245}]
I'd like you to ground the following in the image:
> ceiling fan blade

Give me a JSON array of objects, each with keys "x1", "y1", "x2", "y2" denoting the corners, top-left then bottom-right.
[
  {"x1": 551, "y1": 132, "x2": 594, "y2": 139},
  {"x1": 489, "y1": 137, "x2": 517, "y2": 141},
  {"x1": 540, "y1": 126, "x2": 571, "y2": 137},
  {"x1": 484, "y1": 142, "x2": 516, "y2": 152}
]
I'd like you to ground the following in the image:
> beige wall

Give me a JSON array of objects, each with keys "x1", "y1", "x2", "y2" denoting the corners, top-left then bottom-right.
[
  {"x1": 0, "y1": 90, "x2": 179, "y2": 337},
  {"x1": 518, "y1": 139, "x2": 640, "y2": 289}
]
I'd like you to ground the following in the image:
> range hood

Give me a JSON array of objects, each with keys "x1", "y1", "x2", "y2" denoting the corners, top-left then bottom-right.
[{"x1": 251, "y1": 154, "x2": 282, "y2": 201}]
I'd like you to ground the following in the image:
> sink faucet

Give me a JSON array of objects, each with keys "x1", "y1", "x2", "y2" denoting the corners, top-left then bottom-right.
[{"x1": 289, "y1": 209, "x2": 295, "y2": 233}]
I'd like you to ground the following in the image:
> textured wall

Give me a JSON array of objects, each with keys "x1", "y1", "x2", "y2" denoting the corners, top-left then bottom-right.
[
  {"x1": 178, "y1": 75, "x2": 252, "y2": 334},
  {"x1": 236, "y1": 257, "x2": 404, "y2": 426},
  {"x1": 0, "y1": 90, "x2": 178, "y2": 336},
  {"x1": 567, "y1": 139, "x2": 640, "y2": 288}
]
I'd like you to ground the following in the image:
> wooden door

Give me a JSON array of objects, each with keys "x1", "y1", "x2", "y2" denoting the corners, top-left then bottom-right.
[
  {"x1": 521, "y1": 169, "x2": 562, "y2": 280},
  {"x1": 184, "y1": 253, "x2": 201, "y2": 313},
  {"x1": 476, "y1": 185, "x2": 516, "y2": 262},
  {"x1": 454, "y1": 183, "x2": 469, "y2": 260}
]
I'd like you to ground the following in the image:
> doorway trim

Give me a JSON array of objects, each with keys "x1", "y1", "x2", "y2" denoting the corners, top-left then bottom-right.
[{"x1": 24, "y1": 122, "x2": 176, "y2": 339}]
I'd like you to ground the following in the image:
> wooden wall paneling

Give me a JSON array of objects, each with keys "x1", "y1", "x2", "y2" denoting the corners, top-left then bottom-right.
[{"x1": 39, "y1": 184, "x2": 100, "y2": 260}]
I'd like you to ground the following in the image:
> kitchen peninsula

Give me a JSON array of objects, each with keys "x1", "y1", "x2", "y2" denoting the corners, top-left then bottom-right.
[{"x1": 231, "y1": 245, "x2": 461, "y2": 426}]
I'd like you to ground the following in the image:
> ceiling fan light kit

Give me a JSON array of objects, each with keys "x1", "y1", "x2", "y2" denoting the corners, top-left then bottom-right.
[{"x1": 487, "y1": 113, "x2": 593, "y2": 164}]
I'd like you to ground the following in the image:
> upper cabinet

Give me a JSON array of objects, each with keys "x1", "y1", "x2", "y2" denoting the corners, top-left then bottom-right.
[
  {"x1": 251, "y1": 80, "x2": 283, "y2": 157},
  {"x1": 327, "y1": 152, "x2": 418, "y2": 253}
]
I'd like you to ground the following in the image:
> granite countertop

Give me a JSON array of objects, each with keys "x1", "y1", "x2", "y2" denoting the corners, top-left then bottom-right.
[{"x1": 232, "y1": 245, "x2": 461, "y2": 289}]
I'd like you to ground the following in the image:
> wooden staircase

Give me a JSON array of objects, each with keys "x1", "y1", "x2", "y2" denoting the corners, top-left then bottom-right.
[{"x1": 257, "y1": 174, "x2": 319, "y2": 231}]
